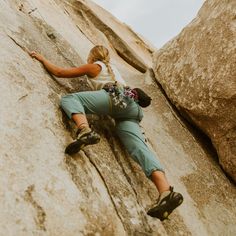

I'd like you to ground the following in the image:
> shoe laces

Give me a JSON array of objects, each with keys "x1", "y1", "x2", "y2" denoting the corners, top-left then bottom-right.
[
  {"x1": 155, "y1": 186, "x2": 174, "y2": 205},
  {"x1": 77, "y1": 127, "x2": 91, "y2": 140}
]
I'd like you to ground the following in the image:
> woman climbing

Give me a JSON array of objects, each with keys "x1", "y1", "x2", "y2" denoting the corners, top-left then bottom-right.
[{"x1": 30, "y1": 45, "x2": 183, "y2": 221}]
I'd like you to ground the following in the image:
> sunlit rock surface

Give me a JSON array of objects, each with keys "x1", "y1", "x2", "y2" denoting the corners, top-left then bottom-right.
[
  {"x1": 0, "y1": 0, "x2": 235, "y2": 235},
  {"x1": 153, "y1": 0, "x2": 236, "y2": 183}
]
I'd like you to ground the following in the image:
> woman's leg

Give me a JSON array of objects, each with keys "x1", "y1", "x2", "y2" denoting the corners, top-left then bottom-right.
[
  {"x1": 151, "y1": 171, "x2": 170, "y2": 193},
  {"x1": 115, "y1": 120, "x2": 183, "y2": 220},
  {"x1": 60, "y1": 90, "x2": 111, "y2": 153},
  {"x1": 115, "y1": 120, "x2": 167, "y2": 192},
  {"x1": 72, "y1": 113, "x2": 89, "y2": 129},
  {"x1": 60, "y1": 90, "x2": 110, "y2": 123}
]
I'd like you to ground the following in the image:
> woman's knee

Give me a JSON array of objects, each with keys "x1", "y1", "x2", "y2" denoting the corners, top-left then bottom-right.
[
  {"x1": 60, "y1": 94, "x2": 75, "y2": 107},
  {"x1": 60, "y1": 96, "x2": 66, "y2": 108}
]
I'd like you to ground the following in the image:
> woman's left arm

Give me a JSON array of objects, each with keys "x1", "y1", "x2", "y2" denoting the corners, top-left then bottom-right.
[{"x1": 29, "y1": 51, "x2": 101, "y2": 78}]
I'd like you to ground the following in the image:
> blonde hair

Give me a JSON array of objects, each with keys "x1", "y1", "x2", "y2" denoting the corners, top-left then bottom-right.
[{"x1": 87, "y1": 45, "x2": 115, "y2": 81}]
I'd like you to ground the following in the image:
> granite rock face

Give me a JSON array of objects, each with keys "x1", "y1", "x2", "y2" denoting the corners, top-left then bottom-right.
[
  {"x1": 0, "y1": 0, "x2": 236, "y2": 235},
  {"x1": 153, "y1": 0, "x2": 236, "y2": 182}
]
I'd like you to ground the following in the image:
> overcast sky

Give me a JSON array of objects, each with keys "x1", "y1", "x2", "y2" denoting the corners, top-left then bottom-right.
[{"x1": 93, "y1": 0, "x2": 205, "y2": 48}]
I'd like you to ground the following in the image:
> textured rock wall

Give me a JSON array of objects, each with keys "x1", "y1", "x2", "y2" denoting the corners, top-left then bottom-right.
[
  {"x1": 0, "y1": 0, "x2": 236, "y2": 235},
  {"x1": 153, "y1": 0, "x2": 236, "y2": 182}
]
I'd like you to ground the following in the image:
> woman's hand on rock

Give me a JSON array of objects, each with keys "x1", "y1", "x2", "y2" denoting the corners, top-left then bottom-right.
[{"x1": 29, "y1": 51, "x2": 44, "y2": 62}]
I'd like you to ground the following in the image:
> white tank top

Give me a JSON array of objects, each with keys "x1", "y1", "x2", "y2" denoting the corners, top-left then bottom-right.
[{"x1": 87, "y1": 61, "x2": 126, "y2": 90}]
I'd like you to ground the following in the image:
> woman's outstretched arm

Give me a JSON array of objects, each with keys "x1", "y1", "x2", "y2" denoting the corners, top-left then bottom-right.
[{"x1": 29, "y1": 51, "x2": 101, "y2": 78}]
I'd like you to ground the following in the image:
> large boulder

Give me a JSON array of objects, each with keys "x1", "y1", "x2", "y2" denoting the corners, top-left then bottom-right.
[
  {"x1": 153, "y1": 0, "x2": 236, "y2": 182},
  {"x1": 0, "y1": 0, "x2": 236, "y2": 235}
]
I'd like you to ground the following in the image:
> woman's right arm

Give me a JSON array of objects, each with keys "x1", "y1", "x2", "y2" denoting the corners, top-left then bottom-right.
[{"x1": 29, "y1": 51, "x2": 101, "y2": 78}]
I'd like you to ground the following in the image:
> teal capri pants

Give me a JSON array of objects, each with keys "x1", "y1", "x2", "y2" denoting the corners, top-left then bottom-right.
[{"x1": 60, "y1": 90, "x2": 164, "y2": 177}]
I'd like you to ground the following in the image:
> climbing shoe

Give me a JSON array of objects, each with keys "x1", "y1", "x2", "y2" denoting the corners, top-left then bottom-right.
[
  {"x1": 65, "y1": 127, "x2": 100, "y2": 155},
  {"x1": 147, "y1": 186, "x2": 183, "y2": 221}
]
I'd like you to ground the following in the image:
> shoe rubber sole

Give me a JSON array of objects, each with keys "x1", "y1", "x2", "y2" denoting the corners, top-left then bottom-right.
[
  {"x1": 65, "y1": 132, "x2": 100, "y2": 155},
  {"x1": 147, "y1": 194, "x2": 183, "y2": 221}
]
